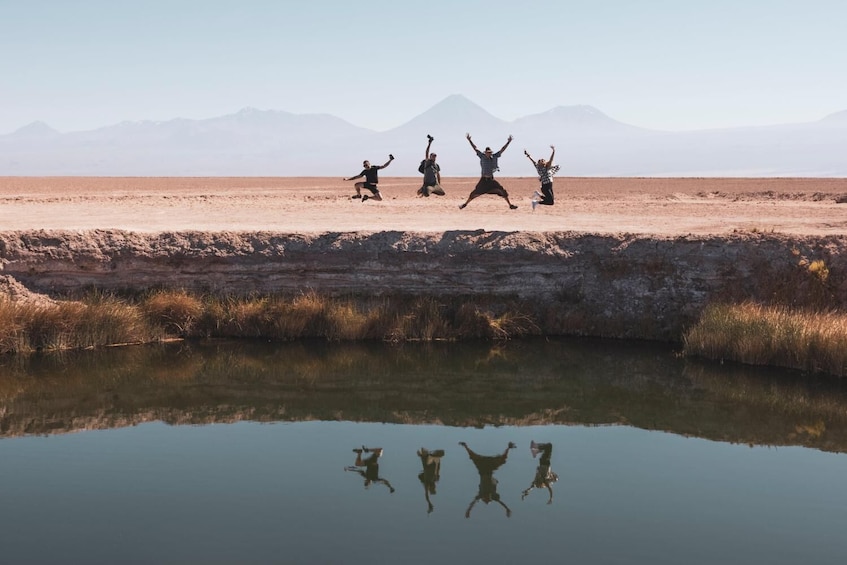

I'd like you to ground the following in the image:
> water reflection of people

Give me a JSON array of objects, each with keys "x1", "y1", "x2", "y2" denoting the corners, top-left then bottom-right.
[
  {"x1": 344, "y1": 446, "x2": 395, "y2": 493},
  {"x1": 522, "y1": 441, "x2": 559, "y2": 504},
  {"x1": 458, "y1": 441, "x2": 516, "y2": 518},
  {"x1": 417, "y1": 448, "x2": 445, "y2": 514}
]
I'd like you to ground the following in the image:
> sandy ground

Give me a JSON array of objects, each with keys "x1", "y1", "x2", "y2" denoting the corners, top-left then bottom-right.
[{"x1": 1, "y1": 176, "x2": 846, "y2": 236}]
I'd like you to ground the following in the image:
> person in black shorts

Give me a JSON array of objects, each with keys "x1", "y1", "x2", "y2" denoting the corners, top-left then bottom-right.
[
  {"x1": 344, "y1": 154, "x2": 394, "y2": 202},
  {"x1": 459, "y1": 133, "x2": 518, "y2": 210}
]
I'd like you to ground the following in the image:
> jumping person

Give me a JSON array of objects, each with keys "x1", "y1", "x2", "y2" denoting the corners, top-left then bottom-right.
[
  {"x1": 524, "y1": 145, "x2": 559, "y2": 211},
  {"x1": 459, "y1": 133, "x2": 518, "y2": 210},
  {"x1": 417, "y1": 447, "x2": 445, "y2": 514},
  {"x1": 344, "y1": 445, "x2": 395, "y2": 493},
  {"x1": 417, "y1": 135, "x2": 445, "y2": 197},
  {"x1": 521, "y1": 441, "x2": 559, "y2": 504},
  {"x1": 343, "y1": 154, "x2": 394, "y2": 202},
  {"x1": 458, "y1": 441, "x2": 516, "y2": 518}
]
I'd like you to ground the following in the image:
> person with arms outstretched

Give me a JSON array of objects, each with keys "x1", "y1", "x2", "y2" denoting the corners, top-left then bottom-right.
[
  {"x1": 343, "y1": 154, "x2": 394, "y2": 202},
  {"x1": 524, "y1": 145, "x2": 559, "y2": 211},
  {"x1": 458, "y1": 441, "x2": 516, "y2": 518},
  {"x1": 459, "y1": 133, "x2": 517, "y2": 210}
]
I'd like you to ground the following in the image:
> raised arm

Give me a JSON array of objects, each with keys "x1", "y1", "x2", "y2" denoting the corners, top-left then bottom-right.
[
  {"x1": 381, "y1": 154, "x2": 394, "y2": 168},
  {"x1": 499, "y1": 135, "x2": 513, "y2": 154},
  {"x1": 466, "y1": 133, "x2": 478, "y2": 152},
  {"x1": 523, "y1": 149, "x2": 535, "y2": 164},
  {"x1": 425, "y1": 136, "x2": 433, "y2": 159},
  {"x1": 547, "y1": 145, "x2": 556, "y2": 167}
]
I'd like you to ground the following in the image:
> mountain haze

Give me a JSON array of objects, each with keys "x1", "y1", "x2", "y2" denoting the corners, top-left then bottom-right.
[{"x1": 1, "y1": 95, "x2": 844, "y2": 177}]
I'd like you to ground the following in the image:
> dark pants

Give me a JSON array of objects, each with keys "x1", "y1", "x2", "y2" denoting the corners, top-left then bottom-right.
[
  {"x1": 538, "y1": 182, "x2": 554, "y2": 205},
  {"x1": 471, "y1": 177, "x2": 509, "y2": 198}
]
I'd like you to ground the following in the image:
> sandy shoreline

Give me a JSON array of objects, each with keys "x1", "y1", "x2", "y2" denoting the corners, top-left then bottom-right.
[{"x1": 2, "y1": 176, "x2": 846, "y2": 235}]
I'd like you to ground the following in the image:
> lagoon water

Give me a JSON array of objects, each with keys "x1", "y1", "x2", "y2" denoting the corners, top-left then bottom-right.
[{"x1": 1, "y1": 338, "x2": 846, "y2": 564}]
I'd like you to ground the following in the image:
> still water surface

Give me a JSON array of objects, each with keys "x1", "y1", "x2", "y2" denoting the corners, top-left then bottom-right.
[{"x1": 1, "y1": 338, "x2": 846, "y2": 564}]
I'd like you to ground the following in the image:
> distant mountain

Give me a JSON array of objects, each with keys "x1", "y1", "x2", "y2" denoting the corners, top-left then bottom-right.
[
  {"x1": 1, "y1": 97, "x2": 845, "y2": 176},
  {"x1": 10, "y1": 121, "x2": 60, "y2": 139},
  {"x1": 821, "y1": 110, "x2": 847, "y2": 124},
  {"x1": 513, "y1": 105, "x2": 645, "y2": 136}
]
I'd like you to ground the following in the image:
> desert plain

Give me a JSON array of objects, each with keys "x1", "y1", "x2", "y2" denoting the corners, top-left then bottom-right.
[
  {"x1": 2, "y1": 176, "x2": 847, "y2": 342},
  {"x1": 1, "y1": 176, "x2": 846, "y2": 235}
]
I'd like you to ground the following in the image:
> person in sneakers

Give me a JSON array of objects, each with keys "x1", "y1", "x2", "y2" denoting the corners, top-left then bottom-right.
[
  {"x1": 524, "y1": 145, "x2": 559, "y2": 211},
  {"x1": 459, "y1": 133, "x2": 518, "y2": 210},
  {"x1": 417, "y1": 134, "x2": 445, "y2": 197},
  {"x1": 343, "y1": 154, "x2": 394, "y2": 202}
]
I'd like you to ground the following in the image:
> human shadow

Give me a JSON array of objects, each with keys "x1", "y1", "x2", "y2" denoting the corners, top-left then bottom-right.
[
  {"x1": 458, "y1": 441, "x2": 516, "y2": 518},
  {"x1": 521, "y1": 441, "x2": 559, "y2": 505},
  {"x1": 417, "y1": 447, "x2": 445, "y2": 514},
  {"x1": 344, "y1": 445, "x2": 395, "y2": 493}
]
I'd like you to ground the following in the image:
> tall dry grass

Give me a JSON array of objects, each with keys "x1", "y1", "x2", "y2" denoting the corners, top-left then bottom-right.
[
  {"x1": 0, "y1": 295, "x2": 153, "y2": 354},
  {"x1": 0, "y1": 290, "x2": 541, "y2": 355},
  {"x1": 683, "y1": 302, "x2": 847, "y2": 376}
]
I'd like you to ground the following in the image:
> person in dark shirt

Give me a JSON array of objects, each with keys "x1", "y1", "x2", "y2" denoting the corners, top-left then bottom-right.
[
  {"x1": 459, "y1": 133, "x2": 518, "y2": 210},
  {"x1": 344, "y1": 154, "x2": 394, "y2": 202},
  {"x1": 458, "y1": 441, "x2": 516, "y2": 518},
  {"x1": 344, "y1": 446, "x2": 395, "y2": 493},
  {"x1": 417, "y1": 134, "x2": 445, "y2": 197}
]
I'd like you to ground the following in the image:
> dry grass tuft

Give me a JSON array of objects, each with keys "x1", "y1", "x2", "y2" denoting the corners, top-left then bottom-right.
[{"x1": 683, "y1": 302, "x2": 847, "y2": 377}]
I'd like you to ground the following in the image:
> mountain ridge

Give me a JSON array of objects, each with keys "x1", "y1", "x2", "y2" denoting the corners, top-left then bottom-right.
[{"x1": 1, "y1": 96, "x2": 845, "y2": 177}]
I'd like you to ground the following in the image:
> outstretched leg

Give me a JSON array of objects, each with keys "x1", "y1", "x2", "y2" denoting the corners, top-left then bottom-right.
[{"x1": 459, "y1": 193, "x2": 480, "y2": 209}]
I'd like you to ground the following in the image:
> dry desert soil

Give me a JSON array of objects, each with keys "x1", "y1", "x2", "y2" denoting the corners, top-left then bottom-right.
[{"x1": 2, "y1": 176, "x2": 846, "y2": 235}]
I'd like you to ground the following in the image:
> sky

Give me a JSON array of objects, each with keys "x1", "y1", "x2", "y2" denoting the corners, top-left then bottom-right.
[{"x1": 2, "y1": 0, "x2": 846, "y2": 135}]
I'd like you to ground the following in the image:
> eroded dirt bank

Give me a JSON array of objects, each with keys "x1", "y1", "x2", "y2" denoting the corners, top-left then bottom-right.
[{"x1": 2, "y1": 229, "x2": 845, "y2": 340}]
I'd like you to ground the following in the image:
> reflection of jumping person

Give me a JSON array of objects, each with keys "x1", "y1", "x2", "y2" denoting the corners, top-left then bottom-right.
[
  {"x1": 344, "y1": 446, "x2": 395, "y2": 493},
  {"x1": 522, "y1": 441, "x2": 559, "y2": 504},
  {"x1": 459, "y1": 133, "x2": 518, "y2": 210},
  {"x1": 417, "y1": 135, "x2": 445, "y2": 198},
  {"x1": 458, "y1": 441, "x2": 516, "y2": 518},
  {"x1": 343, "y1": 154, "x2": 394, "y2": 202},
  {"x1": 417, "y1": 447, "x2": 445, "y2": 514},
  {"x1": 524, "y1": 145, "x2": 559, "y2": 211}
]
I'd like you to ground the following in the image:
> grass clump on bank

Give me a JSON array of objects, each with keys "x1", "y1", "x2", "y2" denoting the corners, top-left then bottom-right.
[
  {"x1": 0, "y1": 290, "x2": 540, "y2": 355},
  {"x1": 683, "y1": 302, "x2": 847, "y2": 377}
]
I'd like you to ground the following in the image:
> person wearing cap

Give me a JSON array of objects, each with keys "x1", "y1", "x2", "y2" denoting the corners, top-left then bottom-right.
[
  {"x1": 343, "y1": 154, "x2": 394, "y2": 202},
  {"x1": 460, "y1": 133, "x2": 518, "y2": 210},
  {"x1": 417, "y1": 134, "x2": 445, "y2": 197}
]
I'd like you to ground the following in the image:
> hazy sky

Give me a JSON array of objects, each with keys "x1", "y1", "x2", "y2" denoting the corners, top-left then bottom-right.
[{"x1": 2, "y1": 0, "x2": 845, "y2": 134}]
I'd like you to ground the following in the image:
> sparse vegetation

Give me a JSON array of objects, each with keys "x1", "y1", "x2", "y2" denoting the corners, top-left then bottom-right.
[
  {"x1": 683, "y1": 302, "x2": 847, "y2": 377},
  {"x1": 0, "y1": 290, "x2": 542, "y2": 355}
]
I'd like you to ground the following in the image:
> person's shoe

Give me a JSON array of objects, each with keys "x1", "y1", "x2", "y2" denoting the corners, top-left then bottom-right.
[
  {"x1": 532, "y1": 200, "x2": 538, "y2": 211},
  {"x1": 509, "y1": 204, "x2": 518, "y2": 210},
  {"x1": 459, "y1": 203, "x2": 466, "y2": 209},
  {"x1": 353, "y1": 448, "x2": 363, "y2": 454},
  {"x1": 530, "y1": 441, "x2": 540, "y2": 458},
  {"x1": 362, "y1": 195, "x2": 369, "y2": 202},
  {"x1": 508, "y1": 442, "x2": 517, "y2": 449},
  {"x1": 352, "y1": 194, "x2": 361, "y2": 199},
  {"x1": 534, "y1": 191, "x2": 543, "y2": 199}
]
